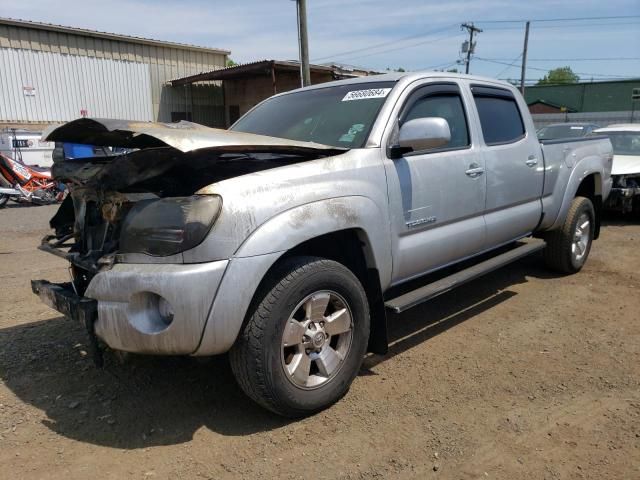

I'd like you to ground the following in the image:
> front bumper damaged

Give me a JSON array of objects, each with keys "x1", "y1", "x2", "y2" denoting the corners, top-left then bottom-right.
[
  {"x1": 32, "y1": 280, "x2": 97, "y2": 325},
  {"x1": 31, "y1": 280, "x2": 103, "y2": 366},
  {"x1": 611, "y1": 186, "x2": 640, "y2": 198},
  {"x1": 33, "y1": 260, "x2": 228, "y2": 357},
  {"x1": 86, "y1": 260, "x2": 228, "y2": 355},
  {"x1": 605, "y1": 185, "x2": 640, "y2": 213}
]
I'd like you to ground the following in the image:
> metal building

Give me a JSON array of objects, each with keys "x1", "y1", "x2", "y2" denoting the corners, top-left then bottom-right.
[
  {"x1": 172, "y1": 60, "x2": 336, "y2": 126},
  {"x1": 525, "y1": 79, "x2": 640, "y2": 113},
  {"x1": 525, "y1": 79, "x2": 640, "y2": 127},
  {"x1": 0, "y1": 17, "x2": 229, "y2": 129},
  {"x1": 171, "y1": 59, "x2": 383, "y2": 127}
]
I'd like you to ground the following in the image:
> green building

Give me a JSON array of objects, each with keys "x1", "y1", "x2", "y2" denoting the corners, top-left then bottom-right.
[{"x1": 525, "y1": 79, "x2": 640, "y2": 113}]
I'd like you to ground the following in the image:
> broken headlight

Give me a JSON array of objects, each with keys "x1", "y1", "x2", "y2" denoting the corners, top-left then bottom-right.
[{"x1": 119, "y1": 195, "x2": 222, "y2": 256}]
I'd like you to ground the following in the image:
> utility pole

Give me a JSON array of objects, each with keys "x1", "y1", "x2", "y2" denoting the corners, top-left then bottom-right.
[
  {"x1": 520, "y1": 21, "x2": 530, "y2": 95},
  {"x1": 461, "y1": 22, "x2": 482, "y2": 74},
  {"x1": 294, "y1": 0, "x2": 311, "y2": 87}
]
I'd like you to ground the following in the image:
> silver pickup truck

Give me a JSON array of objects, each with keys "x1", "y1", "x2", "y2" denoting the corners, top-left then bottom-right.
[{"x1": 33, "y1": 72, "x2": 613, "y2": 417}]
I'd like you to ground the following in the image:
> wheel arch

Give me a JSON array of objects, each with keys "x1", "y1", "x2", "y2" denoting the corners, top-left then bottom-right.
[
  {"x1": 548, "y1": 161, "x2": 604, "y2": 239},
  {"x1": 235, "y1": 196, "x2": 392, "y2": 287},
  {"x1": 574, "y1": 172, "x2": 603, "y2": 239},
  {"x1": 194, "y1": 197, "x2": 391, "y2": 356}
]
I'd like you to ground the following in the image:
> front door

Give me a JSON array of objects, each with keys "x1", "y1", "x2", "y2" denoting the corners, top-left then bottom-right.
[{"x1": 384, "y1": 82, "x2": 487, "y2": 284}]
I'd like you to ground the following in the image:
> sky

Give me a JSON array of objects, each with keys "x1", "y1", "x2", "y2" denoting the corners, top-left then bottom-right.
[{"x1": 1, "y1": 0, "x2": 639, "y2": 83}]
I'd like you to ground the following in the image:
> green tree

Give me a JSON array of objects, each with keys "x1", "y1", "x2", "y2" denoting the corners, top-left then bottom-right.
[
  {"x1": 536, "y1": 66, "x2": 580, "y2": 85},
  {"x1": 226, "y1": 58, "x2": 238, "y2": 67}
]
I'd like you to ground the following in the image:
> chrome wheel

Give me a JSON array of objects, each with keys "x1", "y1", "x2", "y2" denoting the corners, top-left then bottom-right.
[
  {"x1": 572, "y1": 213, "x2": 590, "y2": 262},
  {"x1": 281, "y1": 290, "x2": 353, "y2": 389}
]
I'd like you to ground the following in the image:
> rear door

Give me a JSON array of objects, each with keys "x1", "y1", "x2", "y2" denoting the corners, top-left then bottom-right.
[
  {"x1": 383, "y1": 81, "x2": 487, "y2": 283},
  {"x1": 470, "y1": 85, "x2": 544, "y2": 246}
]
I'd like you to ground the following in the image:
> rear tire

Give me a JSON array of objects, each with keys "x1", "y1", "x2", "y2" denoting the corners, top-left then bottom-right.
[
  {"x1": 543, "y1": 196, "x2": 595, "y2": 273},
  {"x1": 0, "y1": 194, "x2": 8, "y2": 208},
  {"x1": 230, "y1": 256, "x2": 370, "y2": 417}
]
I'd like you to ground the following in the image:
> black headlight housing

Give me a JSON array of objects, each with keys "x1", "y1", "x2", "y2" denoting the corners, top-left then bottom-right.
[{"x1": 119, "y1": 195, "x2": 222, "y2": 256}]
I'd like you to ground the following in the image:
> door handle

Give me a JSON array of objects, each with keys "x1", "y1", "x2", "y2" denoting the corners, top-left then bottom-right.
[
  {"x1": 526, "y1": 155, "x2": 538, "y2": 167},
  {"x1": 465, "y1": 164, "x2": 485, "y2": 178}
]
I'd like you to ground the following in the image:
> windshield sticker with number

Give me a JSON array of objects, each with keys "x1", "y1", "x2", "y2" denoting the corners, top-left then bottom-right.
[{"x1": 342, "y1": 88, "x2": 392, "y2": 102}]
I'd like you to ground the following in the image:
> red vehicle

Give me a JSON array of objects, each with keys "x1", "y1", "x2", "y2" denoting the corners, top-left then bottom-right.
[{"x1": 0, "y1": 153, "x2": 62, "y2": 207}]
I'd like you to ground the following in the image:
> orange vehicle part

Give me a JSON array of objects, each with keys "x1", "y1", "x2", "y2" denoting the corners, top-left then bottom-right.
[{"x1": 0, "y1": 153, "x2": 56, "y2": 193}]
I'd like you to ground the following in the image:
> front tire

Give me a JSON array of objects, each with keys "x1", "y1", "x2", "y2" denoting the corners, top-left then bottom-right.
[
  {"x1": 0, "y1": 194, "x2": 8, "y2": 208},
  {"x1": 543, "y1": 196, "x2": 595, "y2": 273},
  {"x1": 230, "y1": 256, "x2": 370, "y2": 417}
]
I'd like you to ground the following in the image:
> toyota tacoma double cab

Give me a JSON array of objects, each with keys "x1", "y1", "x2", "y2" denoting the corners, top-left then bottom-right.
[{"x1": 33, "y1": 72, "x2": 613, "y2": 417}]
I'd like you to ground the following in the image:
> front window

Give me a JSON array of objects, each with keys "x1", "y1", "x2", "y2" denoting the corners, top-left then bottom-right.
[
  {"x1": 231, "y1": 81, "x2": 397, "y2": 148},
  {"x1": 403, "y1": 93, "x2": 470, "y2": 150},
  {"x1": 606, "y1": 132, "x2": 640, "y2": 156}
]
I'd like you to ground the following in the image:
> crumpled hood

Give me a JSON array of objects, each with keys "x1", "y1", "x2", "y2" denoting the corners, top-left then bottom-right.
[
  {"x1": 42, "y1": 118, "x2": 344, "y2": 154},
  {"x1": 611, "y1": 154, "x2": 640, "y2": 176}
]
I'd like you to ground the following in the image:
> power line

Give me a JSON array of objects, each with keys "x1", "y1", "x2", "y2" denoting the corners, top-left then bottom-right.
[
  {"x1": 311, "y1": 24, "x2": 458, "y2": 62},
  {"x1": 310, "y1": 14, "x2": 638, "y2": 75},
  {"x1": 475, "y1": 57, "x2": 633, "y2": 78},
  {"x1": 495, "y1": 53, "x2": 522, "y2": 77},
  {"x1": 333, "y1": 32, "x2": 463, "y2": 63},
  {"x1": 485, "y1": 57, "x2": 640, "y2": 62},
  {"x1": 412, "y1": 60, "x2": 460, "y2": 71},
  {"x1": 485, "y1": 21, "x2": 640, "y2": 30},
  {"x1": 473, "y1": 15, "x2": 640, "y2": 24}
]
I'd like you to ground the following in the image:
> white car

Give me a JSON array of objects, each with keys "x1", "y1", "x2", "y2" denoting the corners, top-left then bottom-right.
[{"x1": 594, "y1": 124, "x2": 640, "y2": 215}]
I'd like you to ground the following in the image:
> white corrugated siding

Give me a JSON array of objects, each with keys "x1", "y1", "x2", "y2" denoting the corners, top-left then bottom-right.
[
  {"x1": 0, "y1": 23, "x2": 227, "y2": 126},
  {"x1": 0, "y1": 47, "x2": 153, "y2": 122}
]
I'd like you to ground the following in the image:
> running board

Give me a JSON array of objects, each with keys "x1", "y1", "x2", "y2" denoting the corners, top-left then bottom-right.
[{"x1": 384, "y1": 239, "x2": 546, "y2": 313}]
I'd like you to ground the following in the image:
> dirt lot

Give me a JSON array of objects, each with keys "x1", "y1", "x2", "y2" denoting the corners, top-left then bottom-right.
[{"x1": 0, "y1": 203, "x2": 638, "y2": 480}]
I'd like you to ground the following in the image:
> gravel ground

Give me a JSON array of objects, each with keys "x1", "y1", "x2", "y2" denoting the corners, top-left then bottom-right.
[{"x1": 0, "y1": 203, "x2": 639, "y2": 479}]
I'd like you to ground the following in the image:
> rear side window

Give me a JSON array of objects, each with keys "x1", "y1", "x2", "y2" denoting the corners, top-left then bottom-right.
[{"x1": 473, "y1": 93, "x2": 525, "y2": 145}]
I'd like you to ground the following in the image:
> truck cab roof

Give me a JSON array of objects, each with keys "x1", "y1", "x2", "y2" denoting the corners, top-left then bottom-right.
[{"x1": 277, "y1": 71, "x2": 518, "y2": 96}]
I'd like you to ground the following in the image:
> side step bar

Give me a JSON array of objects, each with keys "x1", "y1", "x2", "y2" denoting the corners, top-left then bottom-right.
[{"x1": 384, "y1": 239, "x2": 546, "y2": 313}]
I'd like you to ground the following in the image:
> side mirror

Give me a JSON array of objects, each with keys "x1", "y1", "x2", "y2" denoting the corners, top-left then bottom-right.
[{"x1": 388, "y1": 117, "x2": 451, "y2": 158}]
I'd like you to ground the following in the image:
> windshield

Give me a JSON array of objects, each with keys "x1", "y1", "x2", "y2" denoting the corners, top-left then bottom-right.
[
  {"x1": 231, "y1": 81, "x2": 397, "y2": 148},
  {"x1": 537, "y1": 124, "x2": 592, "y2": 140},
  {"x1": 606, "y1": 132, "x2": 640, "y2": 156}
]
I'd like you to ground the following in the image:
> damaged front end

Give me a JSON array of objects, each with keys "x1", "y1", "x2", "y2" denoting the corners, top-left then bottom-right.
[
  {"x1": 33, "y1": 118, "x2": 345, "y2": 356},
  {"x1": 606, "y1": 174, "x2": 640, "y2": 214},
  {"x1": 38, "y1": 118, "x2": 344, "y2": 292},
  {"x1": 42, "y1": 185, "x2": 223, "y2": 291},
  {"x1": 39, "y1": 152, "x2": 226, "y2": 296}
]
